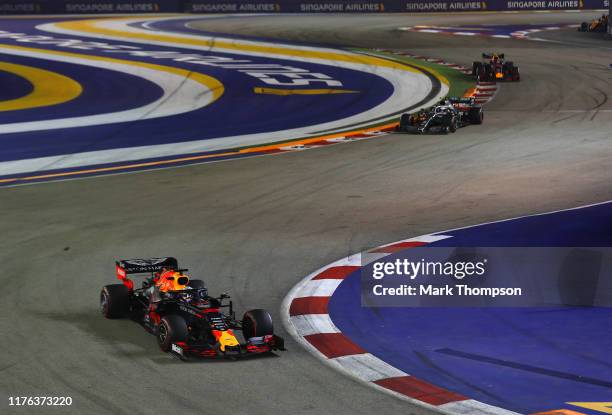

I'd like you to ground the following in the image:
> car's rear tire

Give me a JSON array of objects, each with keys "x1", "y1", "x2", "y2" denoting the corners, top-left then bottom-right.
[
  {"x1": 242, "y1": 309, "x2": 274, "y2": 340},
  {"x1": 399, "y1": 113, "x2": 412, "y2": 130},
  {"x1": 481, "y1": 63, "x2": 492, "y2": 82},
  {"x1": 449, "y1": 117, "x2": 458, "y2": 133},
  {"x1": 158, "y1": 315, "x2": 188, "y2": 352},
  {"x1": 468, "y1": 107, "x2": 484, "y2": 125},
  {"x1": 482, "y1": 63, "x2": 495, "y2": 81},
  {"x1": 472, "y1": 62, "x2": 482, "y2": 78},
  {"x1": 100, "y1": 284, "x2": 130, "y2": 319}
]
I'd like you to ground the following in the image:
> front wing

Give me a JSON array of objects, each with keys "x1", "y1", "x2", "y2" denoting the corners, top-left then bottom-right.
[
  {"x1": 170, "y1": 335, "x2": 285, "y2": 360},
  {"x1": 397, "y1": 124, "x2": 450, "y2": 134}
]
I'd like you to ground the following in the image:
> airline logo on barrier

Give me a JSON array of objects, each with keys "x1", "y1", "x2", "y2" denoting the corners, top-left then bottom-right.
[
  {"x1": 299, "y1": 3, "x2": 384, "y2": 11},
  {"x1": 64, "y1": 3, "x2": 163, "y2": 13},
  {"x1": 190, "y1": 2, "x2": 281, "y2": 12},
  {"x1": 0, "y1": 3, "x2": 41, "y2": 13},
  {"x1": 0, "y1": 2, "x2": 176, "y2": 13},
  {"x1": 404, "y1": 1, "x2": 485, "y2": 11},
  {"x1": 506, "y1": 0, "x2": 579, "y2": 8}
]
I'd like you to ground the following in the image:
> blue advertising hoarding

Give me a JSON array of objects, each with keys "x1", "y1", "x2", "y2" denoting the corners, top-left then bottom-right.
[
  {"x1": 186, "y1": 0, "x2": 608, "y2": 12},
  {"x1": 0, "y1": 0, "x2": 608, "y2": 15},
  {"x1": 0, "y1": 1, "x2": 181, "y2": 14}
]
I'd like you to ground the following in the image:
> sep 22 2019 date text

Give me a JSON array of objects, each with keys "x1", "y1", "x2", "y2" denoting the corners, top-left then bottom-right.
[{"x1": 8, "y1": 396, "x2": 72, "y2": 406}]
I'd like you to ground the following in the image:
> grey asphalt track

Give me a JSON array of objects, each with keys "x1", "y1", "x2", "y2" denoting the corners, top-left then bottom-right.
[{"x1": 1, "y1": 11, "x2": 611, "y2": 415}]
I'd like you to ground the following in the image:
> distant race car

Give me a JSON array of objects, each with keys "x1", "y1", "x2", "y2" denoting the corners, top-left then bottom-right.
[
  {"x1": 472, "y1": 53, "x2": 520, "y2": 82},
  {"x1": 100, "y1": 257, "x2": 285, "y2": 360},
  {"x1": 578, "y1": 14, "x2": 608, "y2": 32},
  {"x1": 397, "y1": 97, "x2": 483, "y2": 134}
]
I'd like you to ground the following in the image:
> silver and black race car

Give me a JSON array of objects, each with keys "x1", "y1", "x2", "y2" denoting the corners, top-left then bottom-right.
[{"x1": 397, "y1": 97, "x2": 483, "y2": 134}]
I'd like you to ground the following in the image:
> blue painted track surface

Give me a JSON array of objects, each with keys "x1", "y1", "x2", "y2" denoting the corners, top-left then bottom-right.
[
  {"x1": 0, "y1": 18, "x2": 394, "y2": 163},
  {"x1": 328, "y1": 202, "x2": 612, "y2": 414},
  {"x1": 0, "y1": 67, "x2": 33, "y2": 101},
  {"x1": 0, "y1": 52, "x2": 164, "y2": 125}
]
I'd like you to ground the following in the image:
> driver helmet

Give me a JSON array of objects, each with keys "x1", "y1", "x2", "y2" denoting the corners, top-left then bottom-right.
[{"x1": 157, "y1": 270, "x2": 190, "y2": 292}]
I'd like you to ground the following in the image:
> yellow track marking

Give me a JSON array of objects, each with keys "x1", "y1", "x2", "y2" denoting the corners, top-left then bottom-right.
[
  {"x1": 0, "y1": 18, "x2": 455, "y2": 185},
  {"x1": 0, "y1": 43, "x2": 224, "y2": 104},
  {"x1": 54, "y1": 18, "x2": 422, "y2": 74},
  {"x1": 568, "y1": 403, "x2": 612, "y2": 414},
  {"x1": 0, "y1": 62, "x2": 81, "y2": 112},
  {"x1": 253, "y1": 87, "x2": 359, "y2": 95},
  {"x1": 0, "y1": 122, "x2": 398, "y2": 185}
]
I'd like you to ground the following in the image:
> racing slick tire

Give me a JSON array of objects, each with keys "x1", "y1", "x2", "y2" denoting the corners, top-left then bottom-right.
[
  {"x1": 479, "y1": 63, "x2": 492, "y2": 82},
  {"x1": 449, "y1": 116, "x2": 458, "y2": 133},
  {"x1": 504, "y1": 62, "x2": 520, "y2": 81},
  {"x1": 100, "y1": 284, "x2": 130, "y2": 319},
  {"x1": 242, "y1": 309, "x2": 274, "y2": 340},
  {"x1": 188, "y1": 279, "x2": 206, "y2": 289},
  {"x1": 472, "y1": 61, "x2": 482, "y2": 78},
  {"x1": 398, "y1": 113, "x2": 412, "y2": 131},
  {"x1": 158, "y1": 315, "x2": 189, "y2": 352},
  {"x1": 468, "y1": 107, "x2": 484, "y2": 125}
]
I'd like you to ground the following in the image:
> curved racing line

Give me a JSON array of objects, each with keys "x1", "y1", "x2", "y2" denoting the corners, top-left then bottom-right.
[
  {"x1": 283, "y1": 201, "x2": 612, "y2": 415},
  {"x1": 0, "y1": 60, "x2": 81, "y2": 112},
  {"x1": 0, "y1": 15, "x2": 448, "y2": 187}
]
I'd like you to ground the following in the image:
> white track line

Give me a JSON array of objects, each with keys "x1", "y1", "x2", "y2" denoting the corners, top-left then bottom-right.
[
  {"x1": 0, "y1": 45, "x2": 218, "y2": 135},
  {"x1": 0, "y1": 17, "x2": 446, "y2": 176}
]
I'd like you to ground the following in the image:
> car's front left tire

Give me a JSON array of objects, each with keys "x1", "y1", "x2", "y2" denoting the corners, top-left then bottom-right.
[{"x1": 158, "y1": 315, "x2": 189, "y2": 352}]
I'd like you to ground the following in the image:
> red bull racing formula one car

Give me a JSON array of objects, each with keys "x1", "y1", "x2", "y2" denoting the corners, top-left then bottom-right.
[
  {"x1": 100, "y1": 257, "x2": 285, "y2": 360},
  {"x1": 472, "y1": 53, "x2": 520, "y2": 82}
]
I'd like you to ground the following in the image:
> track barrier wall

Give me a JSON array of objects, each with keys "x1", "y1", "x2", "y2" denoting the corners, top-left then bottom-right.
[{"x1": 0, "y1": 0, "x2": 608, "y2": 14}]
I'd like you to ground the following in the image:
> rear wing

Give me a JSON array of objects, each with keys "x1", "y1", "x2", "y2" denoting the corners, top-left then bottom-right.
[
  {"x1": 482, "y1": 53, "x2": 504, "y2": 59},
  {"x1": 448, "y1": 97, "x2": 476, "y2": 105},
  {"x1": 116, "y1": 257, "x2": 178, "y2": 274},
  {"x1": 115, "y1": 257, "x2": 180, "y2": 290}
]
